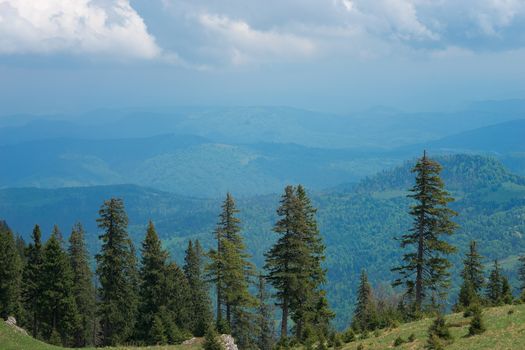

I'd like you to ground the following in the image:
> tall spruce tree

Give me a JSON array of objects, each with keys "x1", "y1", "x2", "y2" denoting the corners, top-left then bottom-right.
[
  {"x1": 137, "y1": 221, "x2": 170, "y2": 344},
  {"x1": 40, "y1": 229, "x2": 79, "y2": 346},
  {"x1": 0, "y1": 222, "x2": 22, "y2": 320},
  {"x1": 96, "y1": 198, "x2": 138, "y2": 346},
  {"x1": 22, "y1": 225, "x2": 44, "y2": 338},
  {"x1": 265, "y1": 185, "x2": 332, "y2": 341},
  {"x1": 392, "y1": 152, "x2": 458, "y2": 311},
  {"x1": 457, "y1": 241, "x2": 484, "y2": 309},
  {"x1": 185, "y1": 240, "x2": 213, "y2": 337},
  {"x1": 265, "y1": 185, "x2": 300, "y2": 339},
  {"x1": 293, "y1": 186, "x2": 331, "y2": 340},
  {"x1": 207, "y1": 193, "x2": 257, "y2": 344},
  {"x1": 461, "y1": 241, "x2": 484, "y2": 294},
  {"x1": 352, "y1": 270, "x2": 376, "y2": 332},
  {"x1": 68, "y1": 223, "x2": 96, "y2": 347},
  {"x1": 256, "y1": 274, "x2": 275, "y2": 350},
  {"x1": 485, "y1": 260, "x2": 503, "y2": 305}
]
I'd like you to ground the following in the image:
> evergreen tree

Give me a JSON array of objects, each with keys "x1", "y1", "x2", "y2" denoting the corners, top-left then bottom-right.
[
  {"x1": 352, "y1": 270, "x2": 376, "y2": 332},
  {"x1": 0, "y1": 222, "x2": 22, "y2": 320},
  {"x1": 185, "y1": 240, "x2": 213, "y2": 336},
  {"x1": 265, "y1": 185, "x2": 302, "y2": 339},
  {"x1": 461, "y1": 241, "x2": 484, "y2": 294},
  {"x1": 207, "y1": 193, "x2": 257, "y2": 344},
  {"x1": 150, "y1": 313, "x2": 168, "y2": 345},
  {"x1": 293, "y1": 186, "x2": 332, "y2": 340},
  {"x1": 137, "y1": 221, "x2": 170, "y2": 344},
  {"x1": 256, "y1": 274, "x2": 275, "y2": 350},
  {"x1": 426, "y1": 313, "x2": 452, "y2": 350},
  {"x1": 40, "y1": 229, "x2": 79, "y2": 346},
  {"x1": 393, "y1": 152, "x2": 458, "y2": 311},
  {"x1": 68, "y1": 223, "x2": 96, "y2": 347},
  {"x1": 501, "y1": 276, "x2": 513, "y2": 304},
  {"x1": 15, "y1": 234, "x2": 26, "y2": 263},
  {"x1": 457, "y1": 241, "x2": 484, "y2": 309},
  {"x1": 96, "y1": 198, "x2": 138, "y2": 346},
  {"x1": 165, "y1": 261, "x2": 192, "y2": 336},
  {"x1": 485, "y1": 260, "x2": 503, "y2": 305},
  {"x1": 21, "y1": 225, "x2": 44, "y2": 338},
  {"x1": 265, "y1": 185, "x2": 332, "y2": 341},
  {"x1": 468, "y1": 304, "x2": 486, "y2": 336},
  {"x1": 519, "y1": 255, "x2": 525, "y2": 301}
]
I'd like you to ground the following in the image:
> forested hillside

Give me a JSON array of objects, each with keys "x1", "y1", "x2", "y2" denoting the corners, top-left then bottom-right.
[{"x1": 2, "y1": 154, "x2": 525, "y2": 329}]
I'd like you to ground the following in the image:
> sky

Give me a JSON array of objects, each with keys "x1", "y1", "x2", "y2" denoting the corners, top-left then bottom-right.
[{"x1": 0, "y1": 0, "x2": 525, "y2": 114}]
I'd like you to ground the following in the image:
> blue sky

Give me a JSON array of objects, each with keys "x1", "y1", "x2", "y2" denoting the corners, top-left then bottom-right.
[{"x1": 1, "y1": 0, "x2": 525, "y2": 114}]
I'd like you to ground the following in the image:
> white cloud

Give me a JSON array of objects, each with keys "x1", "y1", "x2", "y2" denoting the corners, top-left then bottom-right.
[
  {"x1": 0, "y1": 0, "x2": 161, "y2": 59},
  {"x1": 198, "y1": 13, "x2": 316, "y2": 65}
]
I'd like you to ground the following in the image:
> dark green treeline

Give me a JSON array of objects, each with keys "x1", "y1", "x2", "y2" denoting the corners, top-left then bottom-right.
[{"x1": 0, "y1": 186, "x2": 332, "y2": 349}]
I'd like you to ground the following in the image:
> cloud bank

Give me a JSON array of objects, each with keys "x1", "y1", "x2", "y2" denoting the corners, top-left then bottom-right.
[{"x1": 0, "y1": 0, "x2": 160, "y2": 59}]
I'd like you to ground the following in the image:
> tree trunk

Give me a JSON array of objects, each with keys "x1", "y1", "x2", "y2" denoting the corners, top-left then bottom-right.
[
  {"x1": 226, "y1": 303, "x2": 231, "y2": 326},
  {"x1": 281, "y1": 296, "x2": 288, "y2": 339}
]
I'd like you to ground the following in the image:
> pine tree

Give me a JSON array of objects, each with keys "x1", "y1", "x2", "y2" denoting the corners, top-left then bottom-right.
[
  {"x1": 256, "y1": 274, "x2": 275, "y2": 350},
  {"x1": 185, "y1": 240, "x2": 213, "y2": 336},
  {"x1": 457, "y1": 241, "x2": 484, "y2": 309},
  {"x1": 40, "y1": 229, "x2": 80, "y2": 346},
  {"x1": 164, "y1": 261, "x2": 192, "y2": 341},
  {"x1": 501, "y1": 276, "x2": 513, "y2": 304},
  {"x1": 207, "y1": 193, "x2": 257, "y2": 345},
  {"x1": 352, "y1": 270, "x2": 376, "y2": 332},
  {"x1": 96, "y1": 198, "x2": 138, "y2": 346},
  {"x1": 519, "y1": 255, "x2": 525, "y2": 301},
  {"x1": 468, "y1": 304, "x2": 486, "y2": 336},
  {"x1": 68, "y1": 223, "x2": 96, "y2": 347},
  {"x1": 293, "y1": 186, "x2": 332, "y2": 340},
  {"x1": 393, "y1": 152, "x2": 458, "y2": 311},
  {"x1": 426, "y1": 313, "x2": 452, "y2": 350},
  {"x1": 265, "y1": 185, "x2": 302, "y2": 339},
  {"x1": 150, "y1": 313, "x2": 168, "y2": 345},
  {"x1": 485, "y1": 260, "x2": 503, "y2": 305},
  {"x1": 0, "y1": 222, "x2": 22, "y2": 320},
  {"x1": 265, "y1": 185, "x2": 332, "y2": 341},
  {"x1": 21, "y1": 225, "x2": 44, "y2": 338},
  {"x1": 461, "y1": 241, "x2": 484, "y2": 294},
  {"x1": 137, "y1": 221, "x2": 170, "y2": 344}
]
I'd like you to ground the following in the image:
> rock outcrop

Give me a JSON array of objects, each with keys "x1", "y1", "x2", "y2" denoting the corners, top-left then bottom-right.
[
  {"x1": 5, "y1": 316, "x2": 28, "y2": 336},
  {"x1": 219, "y1": 334, "x2": 238, "y2": 350}
]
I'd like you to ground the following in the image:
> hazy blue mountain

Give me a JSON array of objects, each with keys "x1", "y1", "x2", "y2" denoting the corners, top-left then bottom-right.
[
  {"x1": 1, "y1": 104, "x2": 523, "y2": 148},
  {"x1": 2, "y1": 154, "x2": 524, "y2": 327},
  {"x1": 0, "y1": 134, "x2": 400, "y2": 196}
]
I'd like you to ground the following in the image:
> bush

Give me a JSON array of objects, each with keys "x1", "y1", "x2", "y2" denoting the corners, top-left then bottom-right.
[
  {"x1": 408, "y1": 333, "x2": 416, "y2": 342},
  {"x1": 426, "y1": 314, "x2": 452, "y2": 350},
  {"x1": 468, "y1": 305, "x2": 486, "y2": 336},
  {"x1": 508, "y1": 309, "x2": 515, "y2": 315},
  {"x1": 203, "y1": 328, "x2": 223, "y2": 350},
  {"x1": 393, "y1": 336, "x2": 405, "y2": 347},
  {"x1": 357, "y1": 344, "x2": 364, "y2": 350},
  {"x1": 342, "y1": 329, "x2": 355, "y2": 343}
]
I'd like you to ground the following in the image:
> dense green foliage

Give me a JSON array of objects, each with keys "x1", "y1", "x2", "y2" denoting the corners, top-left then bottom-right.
[
  {"x1": 265, "y1": 186, "x2": 332, "y2": 341},
  {"x1": 68, "y1": 223, "x2": 96, "y2": 347},
  {"x1": 2, "y1": 154, "x2": 525, "y2": 331},
  {"x1": 185, "y1": 240, "x2": 213, "y2": 337},
  {"x1": 96, "y1": 199, "x2": 139, "y2": 346},
  {"x1": 0, "y1": 221, "x2": 22, "y2": 320}
]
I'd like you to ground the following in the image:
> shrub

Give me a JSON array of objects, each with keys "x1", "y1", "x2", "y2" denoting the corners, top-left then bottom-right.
[
  {"x1": 468, "y1": 305, "x2": 486, "y2": 336},
  {"x1": 408, "y1": 333, "x2": 416, "y2": 342},
  {"x1": 342, "y1": 329, "x2": 355, "y2": 343},
  {"x1": 393, "y1": 336, "x2": 405, "y2": 347}
]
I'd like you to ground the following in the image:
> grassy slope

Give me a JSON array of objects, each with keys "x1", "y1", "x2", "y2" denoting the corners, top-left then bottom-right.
[
  {"x1": 344, "y1": 304, "x2": 525, "y2": 350},
  {"x1": 0, "y1": 320, "x2": 203, "y2": 350}
]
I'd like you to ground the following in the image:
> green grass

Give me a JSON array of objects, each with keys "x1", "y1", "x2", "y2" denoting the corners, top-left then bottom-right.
[
  {"x1": 342, "y1": 304, "x2": 525, "y2": 350},
  {"x1": 0, "y1": 321, "x2": 203, "y2": 350}
]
